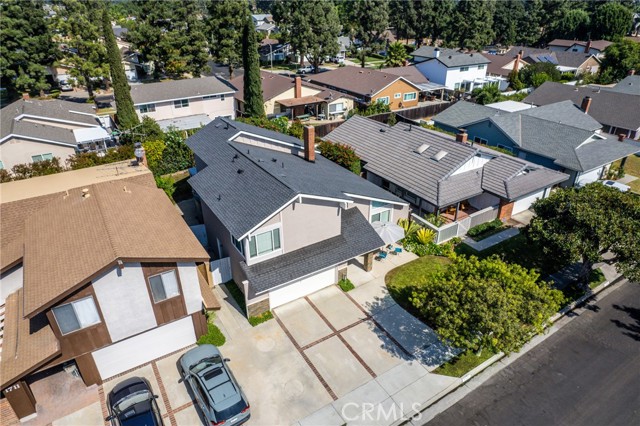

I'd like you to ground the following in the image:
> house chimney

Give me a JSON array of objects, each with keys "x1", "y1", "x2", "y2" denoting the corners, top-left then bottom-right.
[
  {"x1": 303, "y1": 125, "x2": 315, "y2": 162},
  {"x1": 584, "y1": 40, "x2": 591, "y2": 54},
  {"x1": 434, "y1": 48, "x2": 440, "y2": 58},
  {"x1": 294, "y1": 76, "x2": 302, "y2": 99},
  {"x1": 618, "y1": 134, "x2": 626, "y2": 142},
  {"x1": 629, "y1": 68, "x2": 636, "y2": 76},
  {"x1": 581, "y1": 96, "x2": 592, "y2": 114},
  {"x1": 514, "y1": 50, "x2": 523, "y2": 72},
  {"x1": 22, "y1": 92, "x2": 30, "y2": 100},
  {"x1": 456, "y1": 129, "x2": 468, "y2": 144}
]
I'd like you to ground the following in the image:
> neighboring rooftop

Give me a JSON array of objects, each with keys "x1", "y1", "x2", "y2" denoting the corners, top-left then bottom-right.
[
  {"x1": 548, "y1": 39, "x2": 613, "y2": 52},
  {"x1": 486, "y1": 100, "x2": 536, "y2": 113},
  {"x1": 524, "y1": 81, "x2": 640, "y2": 131},
  {"x1": 382, "y1": 66, "x2": 430, "y2": 84},
  {"x1": 187, "y1": 117, "x2": 406, "y2": 239},
  {"x1": 604, "y1": 75, "x2": 640, "y2": 96},
  {"x1": 411, "y1": 46, "x2": 491, "y2": 67},
  {"x1": 430, "y1": 100, "x2": 497, "y2": 129},
  {"x1": 129, "y1": 76, "x2": 236, "y2": 105},
  {"x1": 307, "y1": 66, "x2": 419, "y2": 98}
]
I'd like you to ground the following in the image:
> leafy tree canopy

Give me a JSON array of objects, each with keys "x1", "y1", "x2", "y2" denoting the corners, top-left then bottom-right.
[
  {"x1": 207, "y1": 0, "x2": 250, "y2": 79},
  {"x1": 349, "y1": 0, "x2": 389, "y2": 67},
  {"x1": 318, "y1": 141, "x2": 362, "y2": 174},
  {"x1": 385, "y1": 42, "x2": 408, "y2": 67},
  {"x1": 519, "y1": 62, "x2": 561, "y2": 87},
  {"x1": 592, "y1": 2, "x2": 634, "y2": 41},
  {"x1": 599, "y1": 39, "x2": 640, "y2": 84}
]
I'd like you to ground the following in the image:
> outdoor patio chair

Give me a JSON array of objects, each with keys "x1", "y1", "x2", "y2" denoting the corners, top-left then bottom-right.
[
  {"x1": 376, "y1": 251, "x2": 387, "y2": 261},
  {"x1": 393, "y1": 247, "x2": 402, "y2": 255}
]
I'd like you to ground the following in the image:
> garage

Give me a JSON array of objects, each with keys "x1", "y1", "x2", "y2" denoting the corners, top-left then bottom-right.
[
  {"x1": 269, "y1": 267, "x2": 336, "y2": 309},
  {"x1": 575, "y1": 166, "x2": 604, "y2": 187},
  {"x1": 512, "y1": 189, "x2": 545, "y2": 215},
  {"x1": 92, "y1": 317, "x2": 196, "y2": 380}
]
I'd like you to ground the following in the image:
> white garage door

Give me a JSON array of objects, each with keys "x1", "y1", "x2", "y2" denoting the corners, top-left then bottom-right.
[
  {"x1": 269, "y1": 267, "x2": 336, "y2": 309},
  {"x1": 575, "y1": 167, "x2": 604, "y2": 187},
  {"x1": 92, "y1": 317, "x2": 196, "y2": 380},
  {"x1": 513, "y1": 189, "x2": 545, "y2": 215}
]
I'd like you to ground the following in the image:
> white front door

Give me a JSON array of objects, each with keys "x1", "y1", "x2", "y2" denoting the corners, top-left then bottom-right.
[{"x1": 269, "y1": 267, "x2": 336, "y2": 309}]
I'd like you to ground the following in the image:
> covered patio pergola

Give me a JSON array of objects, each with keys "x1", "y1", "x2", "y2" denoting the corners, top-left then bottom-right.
[
  {"x1": 276, "y1": 96, "x2": 327, "y2": 120},
  {"x1": 415, "y1": 82, "x2": 447, "y2": 101}
]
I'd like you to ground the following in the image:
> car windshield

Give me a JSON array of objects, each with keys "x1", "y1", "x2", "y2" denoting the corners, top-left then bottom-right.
[
  {"x1": 190, "y1": 356, "x2": 222, "y2": 374},
  {"x1": 214, "y1": 399, "x2": 248, "y2": 422},
  {"x1": 119, "y1": 410, "x2": 157, "y2": 426},
  {"x1": 114, "y1": 390, "x2": 152, "y2": 414}
]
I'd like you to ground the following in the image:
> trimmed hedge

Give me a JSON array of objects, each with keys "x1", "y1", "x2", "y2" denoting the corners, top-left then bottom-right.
[{"x1": 467, "y1": 219, "x2": 504, "y2": 238}]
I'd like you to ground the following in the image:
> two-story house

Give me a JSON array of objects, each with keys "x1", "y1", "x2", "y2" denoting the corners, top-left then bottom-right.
[
  {"x1": 410, "y1": 47, "x2": 502, "y2": 92},
  {"x1": 0, "y1": 98, "x2": 113, "y2": 171},
  {"x1": 307, "y1": 66, "x2": 422, "y2": 111},
  {"x1": 547, "y1": 39, "x2": 612, "y2": 58},
  {"x1": 0, "y1": 163, "x2": 216, "y2": 421},
  {"x1": 129, "y1": 77, "x2": 236, "y2": 131},
  {"x1": 433, "y1": 100, "x2": 640, "y2": 187},
  {"x1": 187, "y1": 118, "x2": 408, "y2": 317}
]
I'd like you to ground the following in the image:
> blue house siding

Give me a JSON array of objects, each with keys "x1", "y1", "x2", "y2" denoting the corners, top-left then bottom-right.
[
  {"x1": 517, "y1": 151, "x2": 561, "y2": 170},
  {"x1": 464, "y1": 121, "x2": 518, "y2": 152},
  {"x1": 434, "y1": 122, "x2": 459, "y2": 134}
]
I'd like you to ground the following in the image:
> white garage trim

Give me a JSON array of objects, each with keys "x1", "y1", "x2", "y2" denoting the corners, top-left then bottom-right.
[
  {"x1": 575, "y1": 166, "x2": 604, "y2": 187},
  {"x1": 92, "y1": 317, "x2": 196, "y2": 380},
  {"x1": 269, "y1": 267, "x2": 336, "y2": 309},
  {"x1": 513, "y1": 189, "x2": 545, "y2": 215}
]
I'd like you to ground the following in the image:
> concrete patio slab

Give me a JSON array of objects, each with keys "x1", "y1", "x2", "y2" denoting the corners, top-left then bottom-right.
[
  {"x1": 221, "y1": 319, "x2": 332, "y2": 425},
  {"x1": 297, "y1": 404, "x2": 344, "y2": 426},
  {"x1": 348, "y1": 277, "x2": 396, "y2": 315},
  {"x1": 51, "y1": 402, "x2": 103, "y2": 426},
  {"x1": 390, "y1": 373, "x2": 459, "y2": 417},
  {"x1": 173, "y1": 405, "x2": 205, "y2": 425},
  {"x1": 375, "y1": 361, "x2": 429, "y2": 395},
  {"x1": 213, "y1": 284, "x2": 252, "y2": 342},
  {"x1": 154, "y1": 349, "x2": 192, "y2": 409},
  {"x1": 340, "y1": 322, "x2": 405, "y2": 375},
  {"x1": 331, "y1": 380, "x2": 389, "y2": 417},
  {"x1": 275, "y1": 298, "x2": 333, "y2": 347},
  {"x1": 102, "y1": 364, "x2": 168, "y2": 416},
  {"x1": 307, "y1": 286, "x2": 365, "y2": 330},
  {"x1": 305, "y1": 336, "x2": 371, "y2": 397}
]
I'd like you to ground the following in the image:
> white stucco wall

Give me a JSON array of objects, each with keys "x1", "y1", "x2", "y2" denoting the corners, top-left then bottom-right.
[
  {"x1": 0, "y1": 265, "x2": 23, "y2": 305},
  {"x1": 92, "y1": 263, "x2": 157, "y2": 343},
  {"x1": 136, "y1": 95, "x2": 235, "y2": 122},
  {"x1": 415, "y1": 59, "x2": 488, "y2": 91},
  {"x1": 177, "y1": 262, "x2": 203, "y2": 314},
  {"x1": 0, "y1": 137, "x2": 76, "y2": 170},
  {"x1": 416, "y1": 60, "x2": 448, "y2": 86},
  {"x1": 268, "y1": 86, "x2": 320, "y2": 115}
]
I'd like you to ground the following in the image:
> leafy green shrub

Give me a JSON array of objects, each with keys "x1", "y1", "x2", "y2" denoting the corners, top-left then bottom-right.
[
  {"x1": 67, "y1": 145, "x2": 134, "y2": 170},
  {"x1": 248, "y1": 310, "x2": 274, "y2": 327},
  {"x1": 197, "y1": 323, "x2": 226, "y2": 346},
  {"x1": 468, "y1": 219, "x2": 504, "y2": 238},
  {"x1": 415, "y1": 228, "x2": 436, "y2": 245},
  {"x1": 318, "y1": 140, "x2": 362, "y2": 174},
  {"x1": 156, "y1": 127, "x2": 194, "y2": 175},
  {"x1": 10, "y1": 157, "x2": 66, "y2": 180},
  {"x1": 403, "y1": 241, "x2": 455, "y2": 257},
  {"x1": 142, "y1": 140, "x2": 166, "y2": 175},
  {"x1": 0, "y1": 169, "x2": 11, "y2": 183},
  {"x1": 338, "y1": 278, "x2": 355, "y2": 292},
  {"x1": 155, "y1": 175, "x2": 176, "y2": 200},
  {"x1": 397, "y1": 218, "x2": 421, "y2": 238},
  {"x1": 424, "y1": 213, "x2": 446, "y2": 227}
]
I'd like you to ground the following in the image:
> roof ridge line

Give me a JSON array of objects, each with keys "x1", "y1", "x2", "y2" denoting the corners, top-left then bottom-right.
[{"x1": 92, "y1": 184, "x2": 121, "y2": 262}]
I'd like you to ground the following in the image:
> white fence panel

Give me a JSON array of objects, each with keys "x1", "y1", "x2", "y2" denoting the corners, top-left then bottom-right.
[
  {"x1": 468, "y1": 206, "x2": 499, "y2": 228},
  {"x1": 210, "y1": 257, "x2": 232, "y2": 285}
]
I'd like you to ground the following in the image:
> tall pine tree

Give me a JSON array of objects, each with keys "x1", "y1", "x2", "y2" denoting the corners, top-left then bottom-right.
[
  {"x1": 207, "y1": 0, "x2": 250, "y2": 79},
  {"x1": 0, "y1": 0, "x2": 58, "y2": 98},
  {"x1": 242, "y1": 18, "x2": 265, "y2": 118},
  {"x1": 455, "y1": 0, "x2": 496, "y2": 51},
  {"x1": 350, "y1": 0, "x2": 389, "y2": 67},
  {"x1": 102, "y1": 7, "x2": 138, "y2": 130}
]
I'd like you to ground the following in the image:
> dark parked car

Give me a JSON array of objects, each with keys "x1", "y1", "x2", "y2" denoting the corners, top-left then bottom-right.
[
  {"x1": 179, "y1": 345, "x2": 250, "y2": 426},
  {"x1": 106, "y1": 377, "x2": 163, "y2": 426}
]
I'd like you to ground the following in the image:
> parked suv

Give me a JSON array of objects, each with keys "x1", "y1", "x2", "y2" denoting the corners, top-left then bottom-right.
[
  {"x1": 297, "y1": 65, "x2": 315, "y2": 74},
  {"x1": 179, "y1": 345, "x2": 250, "y2": 426},
  {"x1": 106, "y1": 377, "x2": 163, "y2": 426}
]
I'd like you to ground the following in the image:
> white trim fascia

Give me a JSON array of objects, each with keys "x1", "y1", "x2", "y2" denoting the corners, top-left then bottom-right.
[
  {"x1": 15, "y1": 114, "x2": 99, "y2": 127},
  {"x1": 299, "y1": 194, "x2": 353, "y2": 204},
  {"x1": 229, "y1": 130, "x2": 303, "y2": 150},
  {"x1": 0, "y1": 134, "x2": 78, "y2": 148},
  {"x1": 132, "y1": 91, "x2": 236, "y2": 106},
  {"x1": 238, "y1": 195, "x2": 300, "y2": 240},
  {"x1": 343, "y1": 193, "x2": 409, "y2": 206}
]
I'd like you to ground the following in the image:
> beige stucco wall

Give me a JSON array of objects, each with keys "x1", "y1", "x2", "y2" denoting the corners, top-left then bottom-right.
[
  {"x1": 1, "y1": 137, "x2": 76, "y2": 170},
  {"x1": 372, "y1": 80, "x2": 420, "y2": 111},
  {"x1": 268, "y1": 86, "x2": 320, "y2": 115},
  {"x1": 349, "y1": 197, "x2": 409, "y2": 224},
  {"x1": 136, "y1": 96, "x2": 235, "y2": 122}
]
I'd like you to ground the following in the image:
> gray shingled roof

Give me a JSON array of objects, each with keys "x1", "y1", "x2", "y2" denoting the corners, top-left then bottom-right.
[
  {"x1": 605, "y1": 75, "x2": 640, "y2": 96},
  {"x1": 187, "y1": 117, "x2": 404, "y2": 238},
  {"x1": 129, "y1": 77, "x2": 236, "y2": 105},
  {"x1": 432, "y1": 101, "x2": 497, "y2": 129},
  {"x1": 524, "y1": 81, "x2": 640, "y2": 131},
  {"x1": 412, "y1": 46, "x2": 490, "y2": 67},
  {"x1": 519, "y1": 100, "x2": 601, "y2": 131},
  {"x1": 1, "y1": 99, "x2": 100, "y2": 143},
  {"x1": 241, "y1": 207, "x2": 384, "y2": 298},
  {"x1": 324, "y1": 116, "x2": 568, "y2": 206}
]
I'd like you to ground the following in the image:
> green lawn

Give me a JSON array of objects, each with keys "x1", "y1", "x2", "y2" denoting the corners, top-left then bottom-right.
[
  {"x1": 385, "y1": 255, "x2": 451, "y2": 317},
  {"x1": 455, "y1": 233, "x2": 566, "y2": 277},
  {"x1": 433, "y1": 348, "x2": 498, "y2": 378},
  {"x1": 223, "y1": 280, "x2": 246, "y2": 313},
  {"x1": 613, "y1": 154, "x2": 640, "y2": 177}
]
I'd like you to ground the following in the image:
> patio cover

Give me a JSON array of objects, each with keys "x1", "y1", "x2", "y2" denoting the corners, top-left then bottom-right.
[
  {"x1": 73, "y1": 127, "x2": 110, "y2": 143},
  {"x1": 276, "y1": 95, "x2": 326, "y2": 107},
  {"x1": 415, "y1": 82, "x2": 447, "y2": 92},
  {"x1": 157, "y1": 114, "x2": 211, "y2": 131}
]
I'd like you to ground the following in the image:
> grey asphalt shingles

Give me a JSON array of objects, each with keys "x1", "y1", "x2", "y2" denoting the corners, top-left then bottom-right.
[{"x1": 129, "y1": 76, "x2": 236, "y2": 105}]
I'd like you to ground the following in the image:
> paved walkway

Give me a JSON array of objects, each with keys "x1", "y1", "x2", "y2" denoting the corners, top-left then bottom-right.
[
  {"x1": 462, "y1": 227, "x2": 520, "y2": 251},
  {"x1": 617, "y1": 173, "x2": 638, "y2": 184}
]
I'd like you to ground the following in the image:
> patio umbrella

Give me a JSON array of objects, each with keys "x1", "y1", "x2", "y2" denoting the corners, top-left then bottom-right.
[{"x1": 371, "y1": 221, "x2": 405, "y2": 245}]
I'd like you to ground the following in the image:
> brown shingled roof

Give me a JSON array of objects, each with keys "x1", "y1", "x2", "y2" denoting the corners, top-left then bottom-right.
[
  {"x1": 198, "y1": 270, "x2": 220, "y2": 310},
  {"x1": 307, "y1": 66, "x2": 420, "y2": 98},
  {"x1": 22, "y1": 181, "x2": 209, "y2": 317},
  {"x1": 1, "y1": 289, "x2": 60, "y2": 388}
]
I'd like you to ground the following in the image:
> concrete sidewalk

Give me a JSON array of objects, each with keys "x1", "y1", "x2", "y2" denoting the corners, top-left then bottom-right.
[{"x1": 462, "y1": 227, "x2": 519, "y2": 251}]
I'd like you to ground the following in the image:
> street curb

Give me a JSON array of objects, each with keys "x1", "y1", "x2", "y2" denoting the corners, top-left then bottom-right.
[{"x1": 407, "y1": 274, "x2": 626, "y2": 425}]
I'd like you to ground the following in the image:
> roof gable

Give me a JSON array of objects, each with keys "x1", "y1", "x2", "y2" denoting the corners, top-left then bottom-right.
[
  {"x1": 129, "y1": 76, "x2": 236, "y2": 105},
  {"x1": 307, "y1": 66, "x2": 420, "y2": 97}
]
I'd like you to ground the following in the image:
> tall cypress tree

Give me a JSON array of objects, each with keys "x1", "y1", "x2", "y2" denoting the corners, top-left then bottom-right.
[
  {"x1": 102, "y1": 7, "x2": 138, "y2": 130},
  {"x1": 242, "y1": 18, "x2": 265, "y2": 118}
]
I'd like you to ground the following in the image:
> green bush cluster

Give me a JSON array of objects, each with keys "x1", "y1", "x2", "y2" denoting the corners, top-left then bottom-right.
[
  {"x1": 197, "y1": 323, "x2": 226, "y2": 347},
  {"x1": 423, "y1": 213, "x2": 446, "y2": 227},
  {"x1": 338, "y1": 278, "x2": 355, "y2": 292},
  {"x1": 248, "y1": 311, "x2": 274, "y2": 327},
  {"x1": 67, "y1": 145, "x2": 135, "y2": 170},
  {"x1": 402, "y1": 241, "x2": 455, "y2": 257},
  {"x1": 155, "y1": 175, "x2": 176, "y2": 200},
  {"x1": 468, "y1": 219, "x2": 504, "y2": 238},
  {"x1": 318, "y1": 140, "x2": 362, "y2": 175},
  {"x1": 236, "y1": 116, "x2": 303, "y2": 140}
]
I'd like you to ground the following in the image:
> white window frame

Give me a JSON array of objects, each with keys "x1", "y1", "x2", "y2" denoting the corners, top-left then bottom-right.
[
  {"x1": 248, "y1": 224, "x2": 283, "y2": 259},
  {"x1": 231, "y1": 235, "x2": 245, "y2": 257},
  {"x1": 377, "y1": 96, "x2": 390, "y2": 105},
  {"x1": 478, "y1": 64, "x2": 485, "y2": 70},
  {"x1": 403, "y1": 92, "x2": 417, "y2": 102},
  {"x1": 394, "y1": 93, "x2": 401, "y2": 99},
  {"x1": 148, "y1": 270, "x2": 181, "y2": 303},
  {"x1": 139, "y1": 103, "x2": 156, "y2": 113},
  {"x1": 174, "y1": 99, "x2": 189, "y2": 109},
  {"x1": 460, "y1": 66, "x2": 469, "y2": 72},
  {"x1": 32, "y1": 153, "x2": 54, "y2": 162},
  {"x1": 329, "y1": 103, "x2": 345, "y2": 113},
  {"x1": 474, "y1": 136, "x2": 488, "y2": 145},
  {"x1": 52, "y1": 296, "x2": 101, "y2": 335},
  {"x1": 220, "y1": 94, "x2": 226, "y2": 101},
  {"x1": 203, "y1": 95, "x2": 217, "y2": 100},
  {"x1": 370, "y1": 201, "x2": 393, "y2": 223},
  {"x1": 0, "y1": 160, "x2": 4, "y2": 170},
  {"x1": 454, "y1": 83, "x2": 461, "y2": 90}
]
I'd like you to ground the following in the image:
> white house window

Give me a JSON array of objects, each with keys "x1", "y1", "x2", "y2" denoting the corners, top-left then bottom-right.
[
  {"x1": 394, "y1": 93, "x2": 401, "y2": 99},
  {"x1": 220, "y1": 94, "x2": 226, "y2": 101},
  {"x1": 249, "y1": 227, "x2": 281, "y2": 258},
  {"x1": 377, "y1": 97, "x2": 390, "y2": 105},
  {"x1": 403, "y1": 92, "x2": 417, "y2": 102},
  {"x1": 460, "y1": 66, "x2": 469, "y2": 72},
  {"x1": 329, "y1": 103, "x2": 345, "y2": 113},
  {"x1": 370, "y1": 201, "x2": 392, "y2": 223},
  {"x1": 139, "y1": 103, "x2": 156, "y2": 113},
  {"x1": 203, "y1": 95, "x2": 217, "y2": 100},
  {"x1": 148, "y1": 270, "x2": 181, "y2": 303},
  {"x1": 478, "y1": 64, "x2": 485, "y2": 70},
  {"x1": 32, "y1": 153, "x2": 53, "y2": 162},
  {"x1": 0, "y1": 160, "x2": 4, "y2": 170},
  {"x1": 174, "y1": 99, "x2": 189, "y2": 109},
  {"x1": 52, "y1": 296, "x2": 101, "y2": 335},
  {"x1": 454, "y1": 83, "x2": 461, "y2": 90},
  {"x1": 474, "y1": 136, "x2": 488, "y2": 145},
  {"x1": 232, "y1": 235, "x2": 244, "y2": 256}
]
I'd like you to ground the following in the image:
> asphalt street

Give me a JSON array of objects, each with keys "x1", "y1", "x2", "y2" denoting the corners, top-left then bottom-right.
[{"x1": 428, "y1": 281, "x2": 640, "y2": 426}]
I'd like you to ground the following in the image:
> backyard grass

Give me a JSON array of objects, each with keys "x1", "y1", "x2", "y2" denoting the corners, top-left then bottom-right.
[
  {"x1": 613, "y1": 154, "x2": 640, "y2": 177},
  {"x1": 455, "y1": 233, "x2": 566, "y2": 276},
  {"x1": 385, "y1": 255, "x2": 451, "y2": 317},
  {"x1": 197, "y1": 322, "x2": 226, "y2": 346},
  {"x1": 433, "y1": 348, "x2": 499, "y2": 377},
  {"x1": 470, "y1": 225, "x2": 509, "y2": 241},
  {"x1": 223, "y1": 280, "x2": 246, "y2": 313}
]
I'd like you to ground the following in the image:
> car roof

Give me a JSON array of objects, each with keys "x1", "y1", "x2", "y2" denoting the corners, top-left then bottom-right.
[{"x1": 197, "y1": 364, "x2": 241, "y2": 409}]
